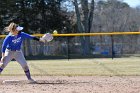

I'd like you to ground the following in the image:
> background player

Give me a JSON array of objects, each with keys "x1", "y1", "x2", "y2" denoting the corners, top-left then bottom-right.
[{"x1": 0, "y1": 22, "x2": 46, "y2": 83}]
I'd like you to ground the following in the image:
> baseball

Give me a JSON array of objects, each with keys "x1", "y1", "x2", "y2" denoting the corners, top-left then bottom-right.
[{"x1": 53, "y1": 30, "x2": 58, "y2": 34}]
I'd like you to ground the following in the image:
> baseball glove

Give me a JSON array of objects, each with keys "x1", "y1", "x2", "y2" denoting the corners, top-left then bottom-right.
[{"x1": 40, "y1": 33, "x2": 53, "y2": 42}]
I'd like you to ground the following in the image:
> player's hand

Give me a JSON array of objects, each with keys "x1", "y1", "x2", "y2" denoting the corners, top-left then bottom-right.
[
  {"x1": 0, "y1": 61, "x2": 3, "y2": 67},
  {"x1": 1, "y1": 56, "x2": 5, "y2": 62},
  {"x1": 0, "y1": 57, "x2": 4, "y2": 66}
]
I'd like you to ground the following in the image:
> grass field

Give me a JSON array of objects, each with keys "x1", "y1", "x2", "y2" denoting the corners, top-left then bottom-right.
[
  {"x1": 1, "y1": 57, "x2": 140, "y2": 93},
  {"x1": 1, "y1": 57, "x2": 140, "y2": 76}
]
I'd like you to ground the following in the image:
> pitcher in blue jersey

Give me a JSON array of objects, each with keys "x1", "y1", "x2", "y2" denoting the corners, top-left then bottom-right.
[{"x1": 0, "y1": 22, "x2": 45, "y2": 83}]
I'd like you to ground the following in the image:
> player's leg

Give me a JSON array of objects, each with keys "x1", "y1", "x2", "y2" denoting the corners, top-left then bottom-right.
[
  {"x1": 0, "y1": 49, "x2": 13, "y2": 74},
  {"x1": 14, "y1": 50, "x2": 35, "y2": 83}
]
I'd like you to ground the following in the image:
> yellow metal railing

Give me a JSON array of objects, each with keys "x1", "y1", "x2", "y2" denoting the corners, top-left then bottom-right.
[{"x1": 0, "y1": 32, "x2": 140, "y2": 38}]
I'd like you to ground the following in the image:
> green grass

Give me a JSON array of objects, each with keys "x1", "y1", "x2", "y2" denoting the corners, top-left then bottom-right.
[{"x1": 1, "y1": 57, "x2": 140, "y2": 76}]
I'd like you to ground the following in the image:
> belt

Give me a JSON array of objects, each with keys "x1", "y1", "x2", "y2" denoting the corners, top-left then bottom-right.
[{"x1": 7, "y1": 49, "x2": 20, "y2": 51}]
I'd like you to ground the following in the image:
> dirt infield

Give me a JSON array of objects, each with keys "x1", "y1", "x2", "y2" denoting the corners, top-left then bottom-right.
[{"x1": 0, "y1": 76, "x2": 140, "y2": 93}]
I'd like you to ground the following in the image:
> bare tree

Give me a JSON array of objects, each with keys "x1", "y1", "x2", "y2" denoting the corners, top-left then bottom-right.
[
  {"x1": 92, "y1": 0, "x2": 140, "y2": 55},
  {"x1": 72, "y1": 0, "x2": 95, "y2": 55}
]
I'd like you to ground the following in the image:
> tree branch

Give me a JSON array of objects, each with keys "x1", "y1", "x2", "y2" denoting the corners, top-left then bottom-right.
[
  {"x1": 81, "y1": 0, "x2": 89, "y2": 32},
  {"x1": 72, "y1": 0, "x2": 84, "y2": 32},
  {"x1": 88, "y1": 0, "x2": 94, "y2": 32}
]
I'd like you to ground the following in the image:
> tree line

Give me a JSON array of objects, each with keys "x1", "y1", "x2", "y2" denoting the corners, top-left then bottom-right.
[{"x1": 0, "y1": 0, "x2": 72, "y2": 34}]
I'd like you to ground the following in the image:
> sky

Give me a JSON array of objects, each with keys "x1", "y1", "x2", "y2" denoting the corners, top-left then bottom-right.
[{"x1": 123, "y1": 0, "x2": 140, "y2": 7}]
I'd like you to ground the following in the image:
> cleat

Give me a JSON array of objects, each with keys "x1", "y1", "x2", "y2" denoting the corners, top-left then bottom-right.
[{"x1": 28, "y1": 78, "x2": 37, "y2": 84}]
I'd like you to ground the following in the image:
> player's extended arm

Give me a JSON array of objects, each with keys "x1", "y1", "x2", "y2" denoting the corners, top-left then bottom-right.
[
  {"x1": 22, "y1": 32, "x2": 45, "y2": 43},
  {"x1": 33, "y1": 33, "x2": 54, "y2": 43}
]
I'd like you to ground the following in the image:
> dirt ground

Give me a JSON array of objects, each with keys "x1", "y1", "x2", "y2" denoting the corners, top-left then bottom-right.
[{"x1": 0, "y1": 76, "x2": 140, "y2": 93}]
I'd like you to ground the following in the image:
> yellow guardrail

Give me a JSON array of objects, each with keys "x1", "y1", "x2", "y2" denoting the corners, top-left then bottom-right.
[
  {"x1": 0, "y1": 32, "x2": 140, "y2": 38},
  {"x1": 52, "y1": 32, "x2": 140, "y2": 36}
]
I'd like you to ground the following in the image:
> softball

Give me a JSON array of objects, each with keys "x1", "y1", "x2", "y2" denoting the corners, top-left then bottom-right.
[{"x1": 53, "y1": 30, "x2": 58, "y2": 34}]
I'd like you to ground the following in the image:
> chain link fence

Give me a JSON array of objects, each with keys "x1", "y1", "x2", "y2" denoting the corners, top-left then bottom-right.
[{"x1": 0, "y1": 34, "x2": 140, "y2": 59}]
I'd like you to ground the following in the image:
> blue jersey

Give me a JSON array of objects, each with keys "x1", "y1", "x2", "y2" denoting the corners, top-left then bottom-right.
[{"x1": 2, "y1": 32, "x2": 35, "y2": 53}]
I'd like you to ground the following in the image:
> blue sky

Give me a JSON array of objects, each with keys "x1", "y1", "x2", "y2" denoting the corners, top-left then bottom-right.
[{"x1": 123, "y1": 0, "x2": 140, "y2": 7}]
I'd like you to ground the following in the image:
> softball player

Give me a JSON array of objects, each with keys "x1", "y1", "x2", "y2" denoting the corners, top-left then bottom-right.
[{"x1": 0, "y1": 22, "x2": 45, "y2": 83}]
